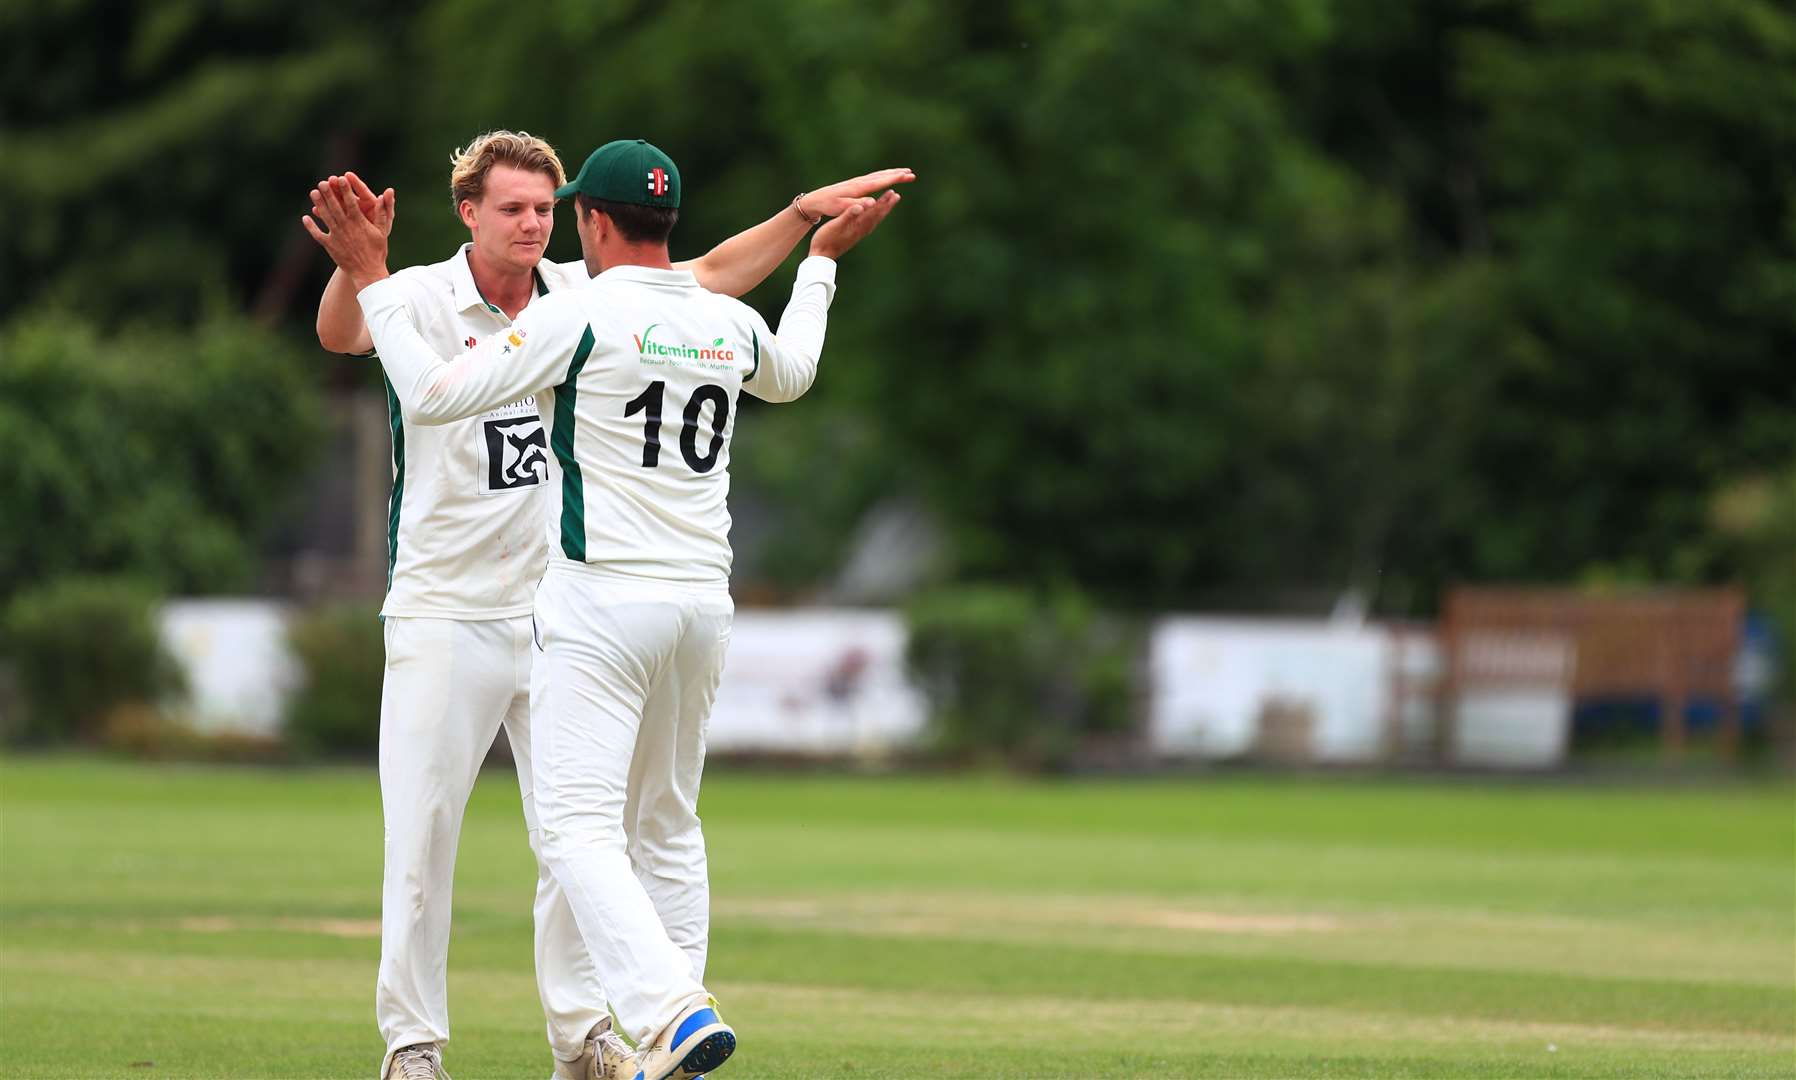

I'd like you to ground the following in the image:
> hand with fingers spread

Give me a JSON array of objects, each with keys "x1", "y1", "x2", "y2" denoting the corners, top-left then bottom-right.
[
  {"x1": 809, "y1": 189, "x2": 903, "y2": 260},
  {"x1": 338, "y1": 171, "x2": 396, "y2": 237},
  {"x1": 797, "y1": 167, "x2": 915, "y2": 224},
  {"x1": 302, "y1": 174, "x2": 393, "y2": 290}
]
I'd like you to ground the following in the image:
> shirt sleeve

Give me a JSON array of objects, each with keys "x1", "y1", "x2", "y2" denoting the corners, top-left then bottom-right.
[
  {"x1": 359, "y1": 281, "x2": 591, "y2": 425},
  {"x1": 350, "y1": 268, "x2": 426, "y2": 359},
  {"x1": 741, "y1": 255, "x2": 836, "y2": 404}
]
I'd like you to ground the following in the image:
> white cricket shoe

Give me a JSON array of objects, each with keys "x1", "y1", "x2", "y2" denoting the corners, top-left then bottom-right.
[
  {"x1": 386, "y1": 1043, "x2": 451, "y2": 1080},
  {"x1": 553, "y1": 1016, "x2": 638, "y2": 1080},
  {"x1": 630, "y1": 998, "x2": 734, "y2": 1080}
]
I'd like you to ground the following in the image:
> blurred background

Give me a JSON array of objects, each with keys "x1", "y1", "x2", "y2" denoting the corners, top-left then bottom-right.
[
  {"x1": 4, "y1": 4, "x2": 1795, "y2": 1077},
  {"x1": 2, "y1": 0, "x2": 1793, "y2": 771}
]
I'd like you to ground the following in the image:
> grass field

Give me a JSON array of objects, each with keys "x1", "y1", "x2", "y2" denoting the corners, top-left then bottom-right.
[{"x1": 1, "y1": 757, "x2": 1791, "y2": 1078}]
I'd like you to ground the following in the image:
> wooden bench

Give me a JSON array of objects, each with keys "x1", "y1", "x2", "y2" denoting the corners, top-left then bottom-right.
[{"x1": 1439, "y1": 587, "x2": 1746, "y2": 759}]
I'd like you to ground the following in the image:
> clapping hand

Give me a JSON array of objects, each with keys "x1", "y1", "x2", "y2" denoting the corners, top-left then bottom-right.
[
  {"x1": 798, "y1": 168, "x2": 915, "y2": 223},
  {"x1": 809, "y1": 189, "x2": 903, "y2": 260},
  {"x1": 302, "y1": 173, "x2": 395, "y2": 289}
]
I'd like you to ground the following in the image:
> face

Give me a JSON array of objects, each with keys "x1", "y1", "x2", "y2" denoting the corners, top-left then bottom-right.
[{"x1": 459, "y1": 164, "x2": 556, "y2": 273}]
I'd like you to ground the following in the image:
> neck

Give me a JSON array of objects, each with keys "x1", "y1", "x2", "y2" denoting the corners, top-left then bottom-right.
[
  {"x1": 467, "y1": 243, "x2": 537, "y2": 319},
  {"x1": 597, "y1": 241, "x2": 674, "y2": 274}
]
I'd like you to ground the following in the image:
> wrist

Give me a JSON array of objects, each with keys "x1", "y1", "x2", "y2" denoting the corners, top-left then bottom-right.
[
  {"x1": 791, "y1": 193, "x2": 821, "y2": 227},
  {"x1": 349, "y1": 266, "x2": 391, "y2": 291}
]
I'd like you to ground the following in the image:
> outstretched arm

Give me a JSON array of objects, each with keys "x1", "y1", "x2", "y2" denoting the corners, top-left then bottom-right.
[
  {"x1": 310, "y1": 173, "x2": 395, "y2": 354},
  {"x1": 362, "y1": 287, "x2": 584, "y2": 425},
  {"x1": 745, "y1": 190, "x2": 903, "y2": 404},
  {"x1": 677, "y1": 168, "x2": 913, "y2": 298},
  {"x1": 306, "y1": 173, "x2": 578, "y2": 423}
]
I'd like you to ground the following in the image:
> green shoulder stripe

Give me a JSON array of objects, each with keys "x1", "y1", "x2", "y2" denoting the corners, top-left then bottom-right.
[{"x1": 552, "y1": 326, "x2": 598, "y2": 560}]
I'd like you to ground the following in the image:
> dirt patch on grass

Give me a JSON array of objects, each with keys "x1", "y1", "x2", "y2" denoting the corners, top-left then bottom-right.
[
  {"x1": 717, "y1": 893, "x2": 1343, "y2": 937},
  {"x1": 177, "y1": 916, "x2": 379, "y2": 938},
  {"x1": 718, "y1": 979, "x2": 1794, "y2": 1053},
  {"x1": 718, "y1": 898, "x2": 824, "y2": 920},
  {"x1": 1120, "y1": 909, "x2": 1341, "y2": 934}
]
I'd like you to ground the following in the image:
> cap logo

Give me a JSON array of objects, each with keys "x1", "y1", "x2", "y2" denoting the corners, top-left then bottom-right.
[{"x1": 647, "y1": 167, "x2": 668, "y2": 197}]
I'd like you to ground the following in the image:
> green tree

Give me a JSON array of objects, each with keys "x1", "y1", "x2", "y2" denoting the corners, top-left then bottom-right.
[
  {"x1": 1, "y1": 576, "x2": 185, "y2": 744},
  {"x1": 0, "y1": 0, "x2": 414, "y2": 328},
  {"x1": 10, "y1": 0, "x2": 1791, "y2": 616},
  {"x1": 0, "y1": 315, "x2": 326, "y2": 597},
  {"x1": 1450, "y1": 0, "x2": 1796, "y2": 585}
]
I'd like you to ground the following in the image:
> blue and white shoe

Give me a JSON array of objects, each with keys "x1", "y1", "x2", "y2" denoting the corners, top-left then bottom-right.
[{"x1": 632, "y1": 998, "x2": 734, "y2": 1080}]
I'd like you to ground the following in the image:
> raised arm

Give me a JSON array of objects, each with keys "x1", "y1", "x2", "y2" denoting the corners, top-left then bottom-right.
[
  {"x1": 310, "y1": 173, "x2": 394, "y2": 355},
  {"x1": 306, "y1": 171, "x2": 581, "y2": 423},
  {"x1": 360, "y1": 285, "x2": 586, "y2": 424},
  {"x1": 744, "y1": 190, "x2": 902, "y2": 404},
  {"x1": 741, "y1": 259, "x2": 833, "y2": 405},
  {"x1": 677, "y1": 168, "x2": 913, "y2": 298},
  {"x1": 317, "y1": 268, "x2": 374, "y2": 354}
]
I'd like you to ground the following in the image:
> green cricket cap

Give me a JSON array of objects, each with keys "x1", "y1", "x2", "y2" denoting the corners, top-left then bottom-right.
[{"x1": 555, "y1": 139, "x2": 681, "y2": 208}]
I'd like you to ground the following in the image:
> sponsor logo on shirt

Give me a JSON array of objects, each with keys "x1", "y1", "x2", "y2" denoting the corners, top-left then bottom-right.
[
  {"x1": 481, "y1": 416, "x2": 547, "y2": 492},
  {"x1": 632, "y1": 324, "x2": 736, "y2": 370}
]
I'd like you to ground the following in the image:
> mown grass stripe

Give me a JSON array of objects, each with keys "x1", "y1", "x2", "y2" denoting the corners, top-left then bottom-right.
[
  {"x1": 2, "y1": 760, "x2": 1790, "y2": 1079},
  {"x1": 708, "y1": 926, "x2": 1795, "y2": 1036}
]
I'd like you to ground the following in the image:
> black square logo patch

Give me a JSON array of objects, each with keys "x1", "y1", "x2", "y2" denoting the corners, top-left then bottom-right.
[{"x1": 482, "y1": 418, "x2": 547, "y2": 491}]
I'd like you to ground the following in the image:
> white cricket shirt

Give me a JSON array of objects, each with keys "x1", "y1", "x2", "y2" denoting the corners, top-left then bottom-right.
[
  {"x1": 371, "y1": 243, "x2": 589, "y2": 618},
  {"x1": 359, "y1": 255, "x2": 836, "y2": 584}
]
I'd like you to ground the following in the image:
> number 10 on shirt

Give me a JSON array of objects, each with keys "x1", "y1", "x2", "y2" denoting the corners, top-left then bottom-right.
[{"x1": 624, "y1": 380, "x2": 730, "y2": 473}]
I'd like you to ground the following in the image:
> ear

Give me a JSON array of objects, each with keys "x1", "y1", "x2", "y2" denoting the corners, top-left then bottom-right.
[{"x1": 457, "y1": 198, "x2": 478, "y2": 230}]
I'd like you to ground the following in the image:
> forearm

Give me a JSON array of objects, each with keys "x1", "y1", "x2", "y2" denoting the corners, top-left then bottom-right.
[
  {"x1": 359, "y1": 280, "x2": 570, "y2": 424},
  {"x1": 360, "y1": 282, "x2": 507, "y2": 424},
  {"x1": 362, "y1": 296, "x2": 464, "y2": 424},
  {"x1": 316, "y1": 267, "x2": 374, "y2": 354},
  {"x1": 751, "y1": 256, "x2": 837, "y2": 403},
  {"x1": 678, "y1": 203, "x2": 810, "y2": 298}
]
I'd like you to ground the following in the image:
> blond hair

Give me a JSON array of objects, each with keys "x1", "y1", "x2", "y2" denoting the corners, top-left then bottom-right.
[{"x1": 447, "y1": 130, "x2": 566, "y2": 212}]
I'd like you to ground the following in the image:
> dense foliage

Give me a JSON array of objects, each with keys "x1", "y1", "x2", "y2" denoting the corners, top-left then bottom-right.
[
  {"x1": 282, "y1": 603, "x2": 385, "y2": 756},
  {"x1": 4, "y1": 0, "x2": 1791, "y2": 615},
  {"x1": 905, "y1": 585, "x2": 1135, "y2": 767},
  {"x1": 0, "y1": 316, "x2": 326, "y2": 598},
  {"x1": 0, "y1": 576, "x2": 184, "y2": 744}
]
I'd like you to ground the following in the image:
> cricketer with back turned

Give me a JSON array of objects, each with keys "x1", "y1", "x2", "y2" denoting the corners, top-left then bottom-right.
[
  {"x1": 303, "y1": 132, "x2": 912, "y2": 1080},
  {"x1": 306, "y1": 138, "x2": 903, "y2": 1080}
]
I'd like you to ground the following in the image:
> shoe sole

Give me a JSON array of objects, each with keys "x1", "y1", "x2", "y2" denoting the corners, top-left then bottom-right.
[{"x1": 678, "y1": 1030, "x2": 735, "y2": 1077}]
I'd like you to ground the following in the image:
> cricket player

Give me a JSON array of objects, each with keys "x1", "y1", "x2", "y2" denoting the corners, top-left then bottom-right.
[
  {"x1": 306, "y1": 138, "x2": 901, "y2": 1080},
  {"x1": 302, "y1": 130, "x2": 912, "y2": 1080}
]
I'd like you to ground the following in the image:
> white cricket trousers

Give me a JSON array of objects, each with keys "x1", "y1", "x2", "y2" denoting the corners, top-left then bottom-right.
[
  {"x1": 375, "y1": 615, "x2": 609, "y2": 1077},
  {"x1": 531, "y1": 564, "x2": 730, "y2": 1045}
]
